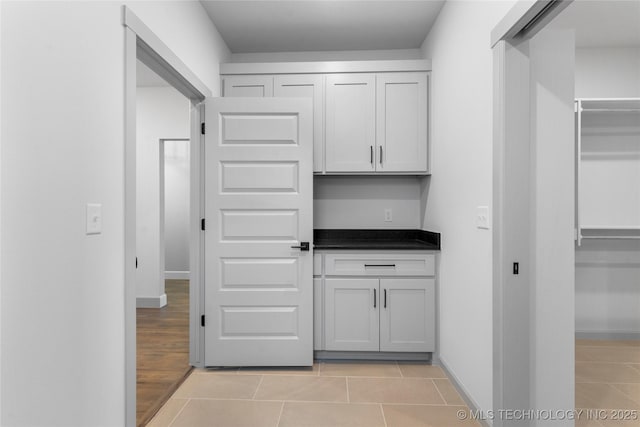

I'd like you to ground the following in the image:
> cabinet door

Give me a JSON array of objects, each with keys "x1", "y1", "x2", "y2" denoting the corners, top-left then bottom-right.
[
  {"x1": 325, "y1": 74, "x2": 376, "y2": 172},
  {"x1": 376, "y1": 73, "x2": 428, "y2": 173},
  {"x1": 223, "y1": 75, "x2": 273, "y2": 97},
  {"x1": 325, "y1": 278, "x2": 379, "y2": 351},
  {"x1": 313, "y1": 278, "x2": 324, "y2": 351},
  {"x1": 379, "y1": 278, "x2": 434, "y2": 352},
  {"x1": 274, "y1": 75, "x2": 324, "y2": 172}
]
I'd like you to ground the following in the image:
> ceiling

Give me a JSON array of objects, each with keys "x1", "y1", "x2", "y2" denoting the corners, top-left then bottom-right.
[
  {"x1": 549, "y1": 0, "x2": 640, "y2": 47},
  {"x1": 199, "y1": 1, "x2": 446, "y2": 53},
  {"x1": 138, "y1": 0, "x2": 639, "y2": 86}
]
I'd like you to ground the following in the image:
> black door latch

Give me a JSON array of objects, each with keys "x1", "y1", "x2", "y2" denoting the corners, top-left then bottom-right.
[{"x1": 290, "y1": 242, "x2": 310, "y2": 251}]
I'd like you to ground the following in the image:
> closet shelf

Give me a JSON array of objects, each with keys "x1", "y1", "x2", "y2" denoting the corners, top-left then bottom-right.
[{"x1": 575, "y1": 97, "x2": 640, "y2": 246}]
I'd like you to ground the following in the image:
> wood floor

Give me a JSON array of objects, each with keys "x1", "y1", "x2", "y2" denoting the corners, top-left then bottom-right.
[{"x1": 137, "y1": 280, "x2": 192, "y2": 427}]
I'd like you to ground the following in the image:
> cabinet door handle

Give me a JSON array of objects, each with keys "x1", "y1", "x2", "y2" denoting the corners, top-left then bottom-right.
[
  {"x1": 380, "y1": 146, "x2": 383, "y2": 165},
  {"x1": 373, "y1": 288, "x2": 377, "y2": 308},
  {"x1": 384, "y1": 289, "x2": 387, "y2": 308},
  {"x1": 370, "y1": 146, "x2": 373, "y2": 164}
]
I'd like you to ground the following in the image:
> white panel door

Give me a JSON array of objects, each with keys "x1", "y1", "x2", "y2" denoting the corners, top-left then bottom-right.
[
  {"x1": 204, "y1": 97, "x2": 313, "y2": 367},
  {"x1": 325, "y1": 74, "x2": 376, "y2": 172},
  {"x1": 379, "y1": 279, "x2": 434, "y2": 352},
  {"x1": 223, "y1": 75, "x2": 273, "y2": 97},
  {"x1": 376, "y1": 73, "x2": 428, "y2": 173},
  {"x1": 274, "y1": 75, "x2": 324, "y2": 173},
  {"x1": 324, "y1": 278, "x2": 379, "y2": 351}
]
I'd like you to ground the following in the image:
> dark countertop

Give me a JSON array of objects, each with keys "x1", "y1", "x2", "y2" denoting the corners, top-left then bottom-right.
[{"x1": 314, "y1": 229, "x2": 440, "y2": 250}]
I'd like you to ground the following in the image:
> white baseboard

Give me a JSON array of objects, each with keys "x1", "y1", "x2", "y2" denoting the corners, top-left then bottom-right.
[
  {"x1": 165, "y1": 271, "x2": 189, "y2": 280},
  {"x1": 437, "y1": 356, "x2": 492, "y2": 427},
  {"x1": 136, "y1": 293, "x2": 167, "y2": 308}
]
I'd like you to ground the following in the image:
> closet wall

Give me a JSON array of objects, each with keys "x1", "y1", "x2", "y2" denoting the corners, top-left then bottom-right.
[{"x1": 575, "y1": 47, "x2": 640, "y2": 337}]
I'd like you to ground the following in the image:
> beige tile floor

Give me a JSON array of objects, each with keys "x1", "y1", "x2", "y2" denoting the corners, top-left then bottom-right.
[
  {"x1": 147, "y1": 361, "x2": 481, "y2": 427},
  {"x1": 576, "y1": 339, "x2": 640, "y2": 427},
  {"x1": 148, "y1": 340, "x2": 640, "y2": 427}
]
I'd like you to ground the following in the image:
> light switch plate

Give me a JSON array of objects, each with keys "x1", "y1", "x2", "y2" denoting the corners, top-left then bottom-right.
[
  {"x1": 476, "y1": 206, "x2": 490, "y2": 229},
  {"x1": 86, "y1": 203, "x2": 102, "y2": 235}
]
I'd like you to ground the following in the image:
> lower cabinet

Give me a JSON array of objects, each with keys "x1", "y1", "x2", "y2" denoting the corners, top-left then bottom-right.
[
  {"x1": 380, "y1": 279, "x2": 435, "y2": 352},
  {"x1": 325, "y1": 278, "x2": 380, "y2": 351},
  {"x1": 324, "y1": 277, "x2": 435, "y2": 353}
]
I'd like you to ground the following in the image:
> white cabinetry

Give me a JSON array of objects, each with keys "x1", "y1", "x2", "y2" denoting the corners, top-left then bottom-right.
[
  {"x1": 376, "y1": 73, "x2": 428, "y2": 173},
  {"x1": 380, "y1": 278, "x2": 435, "y2": 352},
  {"x1": 223, "y1": 75, "x2": 273, "y2": 97},
  {"x1": 220, "y1": 60, "x2": 431, "y2": 175},
  {"x1": 319, "y1": 252, "x2": 436, "y2": 353},
  {"x1": 325, "y1": 278, "x2": 379, "y2": 351},
  {"x1": 325, "y1": 74, "x2": 376, "y2": 172},
  {"x1": 274, "y1": 75, "x2": 325, "y2": 172}
]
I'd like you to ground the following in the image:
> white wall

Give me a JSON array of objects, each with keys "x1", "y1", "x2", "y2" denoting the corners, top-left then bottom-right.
[
  {"x1": 136, "y1": 86, "x2": 189, "y2": 306},
  {"x1": 164, "y1": 139, "x2": 190, "y2": 276},
  {"x1": 420, "y1": 0, "x2": 516, "y2": 416},
  {"x1": 575, "y1": 47, "x2": 640, "y2": 335},
  {"x1": 575, "y1": 47, "x2": 640, "y2": 98},
  {"x1": 231, "y1": 49, "x2": 424, "y2": 63},
  {"x1": 0, "y1": 2, "x2": 229, "y2": 425},
  {"x1": 314, "y1": 176, "x2": 421, "y2": 229}
]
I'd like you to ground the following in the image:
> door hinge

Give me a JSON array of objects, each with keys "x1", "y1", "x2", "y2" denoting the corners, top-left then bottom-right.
[
  {"x1": 201, "y1": 315, "x2": 205, "y2": 327},
  {"x1": 201, "y1": 218, "x2": 206, "y2": 231},
  {"x1": 201, "y1": 122, "x2": 206, "y2": 135}
]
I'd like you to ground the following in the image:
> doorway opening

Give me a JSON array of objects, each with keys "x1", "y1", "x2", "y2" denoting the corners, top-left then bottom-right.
[
  {"x1": 124, "y1": 6, "x2": 210, "y2": 426},
  {"x1": 135, "y1": 57, "x2": 192, "y2": 425},
  {"x1": 493, "y1": 0, "x2": 639, "y2": 423}
]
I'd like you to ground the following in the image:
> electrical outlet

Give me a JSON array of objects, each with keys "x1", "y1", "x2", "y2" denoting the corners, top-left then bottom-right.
[
  {"x1": 384, "y1": 209, "x2": 393, "y2": 222},
  {"x1": 476, "y1": 206, "x2": 490, "y2": 229}
]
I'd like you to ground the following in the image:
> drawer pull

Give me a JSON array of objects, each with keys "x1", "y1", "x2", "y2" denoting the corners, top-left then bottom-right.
[{"x1": 364, "y1": 264, "x2": 396, "y2": 268}]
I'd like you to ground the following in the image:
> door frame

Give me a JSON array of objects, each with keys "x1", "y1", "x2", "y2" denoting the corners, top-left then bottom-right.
[
  {"x1": 491, "y1": 1, "x2": 574, "y2": 425},
  {"x1": 122, "y1": 7, "x2": 210, "y2": 426}
]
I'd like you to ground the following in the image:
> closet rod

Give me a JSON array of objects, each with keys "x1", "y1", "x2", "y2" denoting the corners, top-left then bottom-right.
[
  {"x1": 581, "y1": 235, "x2": 640, "y2": 240},
  {"x1": 582, "y1": 108, "x2": 640, "y2": 112}
]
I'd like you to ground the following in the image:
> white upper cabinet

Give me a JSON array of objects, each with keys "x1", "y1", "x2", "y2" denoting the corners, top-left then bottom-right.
[
  {"x1": 376, "y1": 73, "x2": 428, "y2": 173},
  {"x1": 274, "y1": 75, "x2": 324, "y2": 172},
  {"x1": 223, "y1": 75, "x2": 273, "y2": 97},
  {"x1": 325, "y1": 74, "x2": 376, "y2": 172},
  {"x1": 220, "y1": 60, "x2": 431, "y2": 174}
]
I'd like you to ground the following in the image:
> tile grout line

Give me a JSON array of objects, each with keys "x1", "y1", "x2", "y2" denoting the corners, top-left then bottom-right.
[
  {"x1": 346, "y1": 376, "x2": 351, "y2": 403},
  {"x1": 626, "y1": 363, "x2": 640, "y2": 375},
  {"x1": 431, "y1": 378, "x2": 448, "y2": 405},
  {"x1": 610, "y1": 382, "x2": 640, "y2": 403},
  {"x1": 166, "y1": 398, "x2": 190, "y2": 427},
  {"x1": 252, "y1": 375, "x2": 265, "y2": 400},
  {"x1": 380, "y1": 403, "x2": 388, "y2": 427},
  {"x1": 180, "y1": 397, "x2": 469, "y2": 406},
  {"x1": 275, "y1": 401, "x2": 285, "y2": 427}
]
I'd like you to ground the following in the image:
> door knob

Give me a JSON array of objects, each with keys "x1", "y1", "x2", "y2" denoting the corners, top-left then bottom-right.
[{"x1": 290, "y1": 242, "x2": 310, "y2": 251}]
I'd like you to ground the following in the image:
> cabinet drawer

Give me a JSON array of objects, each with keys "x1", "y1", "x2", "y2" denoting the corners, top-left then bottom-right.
[{"x1": 325, "y1": 254, "x2": 434, "y2": 277}]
